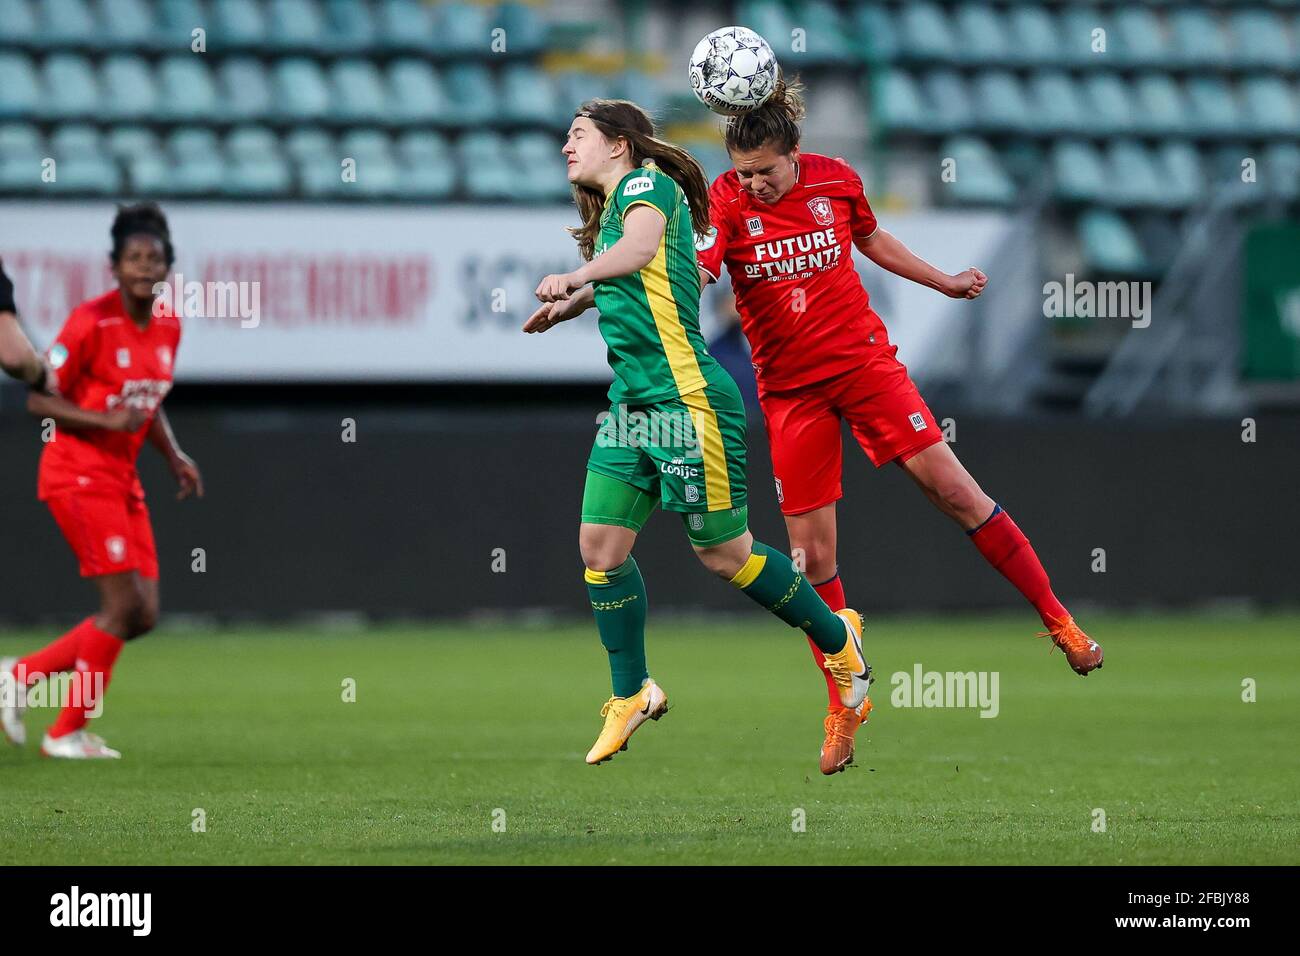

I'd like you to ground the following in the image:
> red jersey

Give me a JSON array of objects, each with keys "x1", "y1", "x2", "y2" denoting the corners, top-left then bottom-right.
[
  {"x1": 39, "y1": 289, "x2": 181, "y2": 501},
  {"x1": 697, "y1": 153, "x2": 888, "y2": 392}
]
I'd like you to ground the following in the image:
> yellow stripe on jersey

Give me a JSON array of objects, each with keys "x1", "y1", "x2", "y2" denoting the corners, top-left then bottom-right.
[
  {"x1": 638, "y1": 227, "x2": 706, "y2": 399},
  {"x1": 681, "y1": 388, "x2": 733, "y2": 512}
]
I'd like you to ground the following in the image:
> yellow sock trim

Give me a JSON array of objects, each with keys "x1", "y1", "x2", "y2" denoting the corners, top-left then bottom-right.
[
  {"x1": 584, "y1": 567, "x2": 609, "y2": 585},
  {"x1": 729, "y1": 551, "x2": 767, "y2": 589}
]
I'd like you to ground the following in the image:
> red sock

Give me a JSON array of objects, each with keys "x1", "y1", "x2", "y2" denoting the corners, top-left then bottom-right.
[
  {"x1": 806, "y1": 573, "x2": 847, "y2": 707},
  {"x1": 46, "y1": 624, "x2": 124, "y2": 740},
  {"x1": 968, "y1": 506, "x2": 1069, "y2": 629},
  {"x1": 15, "y1": 617, "x2": 97, "y2": 685}
]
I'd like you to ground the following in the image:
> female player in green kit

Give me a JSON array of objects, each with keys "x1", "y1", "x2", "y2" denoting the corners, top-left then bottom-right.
[{"x1": 526, "y1": 99, "x2": 871, "y2": 767}]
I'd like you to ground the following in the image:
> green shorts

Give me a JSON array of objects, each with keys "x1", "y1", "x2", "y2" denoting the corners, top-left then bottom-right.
[{"x1": 585, "y1": 368, "x2": 749, "y2": 516}]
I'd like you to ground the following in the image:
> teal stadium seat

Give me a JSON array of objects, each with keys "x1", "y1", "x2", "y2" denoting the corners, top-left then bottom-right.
[
  {"x1": 289, "y1": 128, "x2": 346, "y2": 198},
  {"x1": 266, "y1": 0, "x2": 327, "y2": 53},
  {"x1": 386, "y1": 60, "x2": 450, "y2": 125},
  {"x1": 106, "y1": 126, "x2": 161, "y2": 164},
  {"x1": 874, "y1": 70, "x2": 927, "y2": 135},
  {"x1": 922, "y1": 70, "x2": 974, "y2": 134},
  {"x1": 1083, "y1": 74, "x2": 1137, "y2": 136},
  {"x1": 973, "y1": 71, "x2": 1034, "y2": 134},
  {"x1": 100, "y1": 0, "x2": 155, "y2": 50},
  {"x1": 217, "y1": 57, "x2": 273, "y2": 121},
  {"x1": 1229, "y1": 11, "x2": 1292, "y2": 69},
  {"x1": 49, "y1": 125, "x2": 122, "y2": 195},
  {"x1": 1058, "y1": 7, "x2": 1114, "y2": 67},
  {"x1": 1106, "y1": 142, "x2": 1166, "y2": 208},
  {"x1": 0, "y1": 123, "x2": 43, "y2": 191},
  {"x1": 1264, "y1": 143, "x2": 1300, "y2": 201},
  {"x1": 39, "y1": 0, "x2": 97, "y2": 48},
  {"x1": 554, "y1": 72, "x2": 611, "y2": 121},
  {"x1": 611, "y1": 71, "x2": 666, "y2": 116},
  {"x1": 436, "y1": 2, "x2": 491, "y2": 56},
  {"x1": 1155, "y1": 141, "x2": 1204, "y2": 208},
  {"x1": 737, "y1": 2, "x2": 796, "y2": 63},
  {"x1": 380, "y1": 0, "x2": 437, "y2": 53},
  {"x1": 330, "y1": 59, "x2": 389, "y2": 123},
  {"x1": 457, "y1": 131, "x2": 514, "y2": 200},
  {"x1": 938, "y1": 136, "x2": 1016, "y2": 206},
  {"x1": 898, "y1": 3, "x2": 958, "y2": 61},
  {"x1": 853, "y1": 5, "x2": 899, "y2": 64},
  {"x1": 167, "y1": 127, "x2": 225, "y2": 194},
  {"x1": 324, "y1": 0, "x2": 378, "y2": 54},
  {"x1": 0, "y1": 53, "x2": 40, "y2": 120},
  {"x1": 101, "y1": 55, "x2": 159, "y2": 122},
  {"x1": 157, "y1": 0, "x2": 209, "y2": 52},
  {"x1": 497, "y1": 2, "x2": 547, "y2": 56},
  {"x1": 1172, "y1": 8, "x2": 1231, "y2": 69},
  {"x1": 158, "y1": 55, "x2": 219, "y2": 121},
  {"x1": 1134, "y1": 73, "x2": 1190, "y2": 137},
  {"x1": 501, "y1": 65, "x2": 558, "y2": 125},
  {"x1": 273, "y1": 58, "x2": 331, "y2": 121},
  {"x1": 395, "y1": 131, "x2": 456, "y2": 200},
  {"x1": 444, "y1": 65, "x2": 498, "y2": 125},
  {"x1": 0, "y1": 0, "x2": 38, "y2": 45},
  {"x1": 1186, "y1": 76, "x2": 1241, "y2": 136},
  {"x1": 1115, "y1": 8, "x2": 1171, "y2": 67},
  {"x1": 955, "y1": 4, "x2": 1009, "y2": 67},
  {"x1": 1078, "y1": 210, "x2": 1147, "y2": 276},
  {"x1": 339, "y1": 129, "x2": 400, "y2": 198},
  {"x1": 114, "y1": 127, "x2": 171, "y2": 196},
  {"x1": 512, "y1": 132, "x2": 572, "y2": 201},
  {"x1": 1052, "y1": 140, "x2": 1108, "y2": 203},
  {"x1": 1007, "y1": 6, "x2": 1061, "y2": 67},
  {"x1": 1029, "y1": 73, "x2": 1089, "y2": 136},
  {"x1": 213, "y1": 0, "x2": 268, "y2": 51},
  {"x1": 223, "y1": 127, "x2": 292, "y2": 196},
  {"x1": 792, "y1": 1, "x2": 853, "y2": 66},
  {"x1": 1241, "y1": 77, "x2": 1298, "y2": 137},
  {"x1": 43, "y1": 54, "x2": 101, "y2": 120}
]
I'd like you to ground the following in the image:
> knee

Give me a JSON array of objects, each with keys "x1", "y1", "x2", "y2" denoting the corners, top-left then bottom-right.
[
  {"x1": 131, "y1": 599, "x2": 158, "y2": 639},
  {"x1": 107, "y1": 592, "x2": 156, "y2": 640},
  {"x1": 579, "y1": 526, "x2": 629, "y2": 573},
  {"x1": 694, "y1": 545, "x2": 737, "y2": 580},
  {"x1": 790, "y1": 536, "x2": 836, "y2": 581},
  {"x1": 934, "y1": 479, "x2": 985, "y2": 522}
]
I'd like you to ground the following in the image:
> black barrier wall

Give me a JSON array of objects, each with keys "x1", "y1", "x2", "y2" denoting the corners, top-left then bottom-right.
[{"x1": 1, "y1": 402, "x2": 1296, "y2": 624}]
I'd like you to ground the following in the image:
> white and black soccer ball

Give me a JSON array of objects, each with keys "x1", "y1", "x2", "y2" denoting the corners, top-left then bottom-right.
[{"x1": 688, "y1": 26, "x2": 779, "y2": 116}]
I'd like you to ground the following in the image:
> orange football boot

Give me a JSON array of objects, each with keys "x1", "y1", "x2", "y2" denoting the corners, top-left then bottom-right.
[
  {"x1": 1040, "y1": 616, "x2": 1103, "y2": 675},
  {"x1": 820, "y1": 697, "x2": 873, "y2": 775}
]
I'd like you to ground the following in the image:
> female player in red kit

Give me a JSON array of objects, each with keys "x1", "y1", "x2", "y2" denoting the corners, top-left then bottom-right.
[
  {"x1": 695, "y1": 82, "x2": 1102, "y2": 774},
  {"x1": 0, "y1": 204, "x2": 203, "y2": 759}
]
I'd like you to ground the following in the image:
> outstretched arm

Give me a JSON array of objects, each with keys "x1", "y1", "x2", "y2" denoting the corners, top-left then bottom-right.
[
  {"x1": 535, "y1": 206, "x2": 666, "y2": 302},
  {"x1": 855, "y1": 229, "x2": 987, "y2": 299}
]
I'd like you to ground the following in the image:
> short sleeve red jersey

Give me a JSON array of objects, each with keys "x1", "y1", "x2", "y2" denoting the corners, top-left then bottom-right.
[
  {"x1": 38, "y1": 290, "x2": 181, "y2": 501},
  {"x1": 697, "y1": 153, "x2": 888, "y2": 392}
]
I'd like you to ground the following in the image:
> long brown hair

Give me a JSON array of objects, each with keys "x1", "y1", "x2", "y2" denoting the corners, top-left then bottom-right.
[
  {"x1": 567, "y1": 99, "x2": 711, "y2": 261},
  {"x1": 723, "y1": 76, "x2": 805, "y2": 156}
]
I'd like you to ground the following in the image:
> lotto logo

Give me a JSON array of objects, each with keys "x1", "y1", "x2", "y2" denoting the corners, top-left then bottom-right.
[
  {"x1": 746, "y1": 216, "x2": 764, "y2": 236},
  {"x1": 909, "y1": 412, "x2": 927, "y2": 432},
  {"x1": 105, "y1": 536, "x2": 127, "y2": 563}
]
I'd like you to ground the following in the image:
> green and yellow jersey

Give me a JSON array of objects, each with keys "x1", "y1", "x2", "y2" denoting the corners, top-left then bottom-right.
[{"x1": 593, "y1": 165, "x2": 719, "y2": 405}]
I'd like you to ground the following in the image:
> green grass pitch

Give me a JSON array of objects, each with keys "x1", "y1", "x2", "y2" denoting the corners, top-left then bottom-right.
[{"x1": 1, "y1": 613, "x2": 1296, "y2": 865}]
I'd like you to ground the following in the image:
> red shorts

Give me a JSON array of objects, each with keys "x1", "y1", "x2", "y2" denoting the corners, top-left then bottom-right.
[
  {"x1": 759, "y1": 344, "x2": 943, "y2": 516},
  {"x1": 47, "y1": 491, "x2": 159, "y2": 579}
]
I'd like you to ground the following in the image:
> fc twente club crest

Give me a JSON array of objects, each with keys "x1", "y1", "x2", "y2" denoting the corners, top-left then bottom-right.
[{"x1": 807, "y1": 196, "x2": 834, "y2": 226}]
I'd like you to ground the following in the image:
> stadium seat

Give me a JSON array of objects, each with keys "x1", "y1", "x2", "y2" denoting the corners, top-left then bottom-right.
[
  {"x1": 217, "y1": 57, "x2": 273, "y2": 122},
  {"x1": 1028, "y1": 72, "x2": 1089, "y2": 136},
  {"x1": 1186, "y1": 77, "x2": 1241, "y2": 136},
  {"x1": 157, "y1": 0, "x2": 209, "y2": 52},
  {"x1": 853, "y1": 5, "x2": 899, "y2": 63},
  {"x1": 323, "y1": 0, "x2": 378, "y2": 53},
  {"x1": 379, "y1": 0, "x2": 437, "y2": 53},
  {"x1": 266, "y1": 0, "x2": 327, "y2": 52},
  {"x1": 1058, "y1": 7, "x2": 1113, "y2": 66},
  {"x1": 1155, "y1": 141, "x2": 1204, "y2": 208},
  {"x1": 339, "y1": 129, "x2": 400, "y2": 197},
  {"x1": 99, "y1": 0, "x2": 155, "y2": 50},
  {"x1": 0, "y1": 123, "x2": 44, "y2": 192},
  {"x1": 43, "y1": 54, "x2": 101, "y2": 120},
  {"x1": 1007, "y1": 6, "x2": 1061, "y2": 67},
  {"x1": 938, "y1": 136, "x2": 1016, "y2": 206},
  {"x1": 48, "y1": 125, "x2": 122, "y2": 195},
  {"x1": 500, "y1": 64, "x2": 558, "y2": 125},
  {"x1": 100, "y1": 55, "x2": 159, "y2": 122},
  {"x1": 1134, "y1": 73, "x2": 1190, "y2": 137},
  {"x1": 212, "y1": 0, "x2": 267, "y2": 51},
  {"x1": 497, "y1": 2, "x2": 547, "y2": 56},
  {"x1": 898, "y1": 3, "x2": 958, "y2": 61},
  {"x1": 0, "y1": 53, "x2": 41, "y2": 120},
  {"x1": 921, "y1": 70, "x2": 974, "y2": 134},
  {"x1": 1052, "y1": 140, "x2": 1108, "y2": 203},
  {"x1": 288, "y1": 128, "x2": 344, "y2": 198},
  {"x1": 38, "y1": 0, "x2": 97, "y2": 48},
  {"x1": 1228, "y1": 10, "x2": 1292, "y2": 69},
  {"x1": 436, "y1": 2, "x2": 491, "y2": 56},
  {"x1": 1106, "y1": 142, "x2": 1166, "y2": 208},
  {"x1": 157, "y1": 55, "x2": 219, "y2": 121},
  {"x1": 553, "y1": 72, "x2": 611, "y2": 121},
  {"x1": 737, "y1": 1, "x2": 796, "y2": 63},
  {"x1": 512, "y1": 131, "x2": 571, "y2": 201},
  {"x1": 223, "y1": 127, "x2": 292, "y2": 196},
  {"x1": 1241, "y1": 77, "x2": 1299, "y2": 137},
  {"x1": 1263, "y1": 142, "x2": 1300, "y2": 200},
  {"x1": 330, "y1": 59, "x2": 389, "y2": 123},
  {"x1": 1115, "y1": 8, "x2": 1171, "y2": 67},
  {"x1": 1082, "y1": 75, "x2": 1137, "y2": 136},
  {"x1": 107, "y1": 126, "x2": 163, "y2": 190},
  {"x1": 1171, "y1": 8, "x2": 1231, "y2": 69},
  {"x1": 457, "y1": 131, "x2": 514, "y2": 200},
  {"x1": 395, "y1": 131, "x2": 455, "y2": 199},
  {"x1": 0, "y1": 0, "x2": 39, "y2": 46},
  {"x1": 873, "y1": 70, "x2": 928, "y2": 135},
  {"x1": 444, "y1": 65, "x2": 498, "y2": 126},
  {"x1": 792, "y1": 1, "x2": 853, "y2": 66},
  {"x1": 1078, "y1": 209, "x2": 1147, "y2": 276},
  {"x1": 386, "y1": 60, "x2": 450, "y2": 125},
  {"x1": 272, "y1": 58, "x2": 332, "y2": 122},
  {"x1": 955, "y1": 4, "x2": 1009, "y2": 66},
  {"x1": 167, "y1": 127, "x2": 225, "y2": 195},
  {"x1": 973, "y1": 71, "x2": 1033, "y2": 134},
  {"x1": 1131, "y1": 213, "x2": 1183, "y2": 275}
]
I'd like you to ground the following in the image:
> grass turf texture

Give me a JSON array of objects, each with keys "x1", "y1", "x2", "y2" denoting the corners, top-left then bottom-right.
[{"x1": 0, "y1": 613, "x2": 1296, "y2": 865}]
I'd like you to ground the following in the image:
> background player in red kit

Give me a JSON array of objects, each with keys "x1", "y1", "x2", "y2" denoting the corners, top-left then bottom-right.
[
  {"x1": 696, "y1": 82, "x2": 1103, "y2": 774},
  {"x1": 0, "y1": 204, "x2": 203, "y2": 759},
  {"x1": 0, "y1": 260, "x2": 49, "y2": 390}
]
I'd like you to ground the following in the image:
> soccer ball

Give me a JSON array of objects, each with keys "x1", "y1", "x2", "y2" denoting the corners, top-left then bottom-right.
[{"x1": 688, "y1": 26, "x2": 779, "y2": 116}]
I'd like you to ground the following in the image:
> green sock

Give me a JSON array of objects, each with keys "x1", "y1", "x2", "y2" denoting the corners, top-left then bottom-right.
[
  {"x1": 586, "y1": 556, "x2": 649, "y2": 698},
  {"x1": 730, "y1": 542, "x2": 848, "y2": 654}
]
